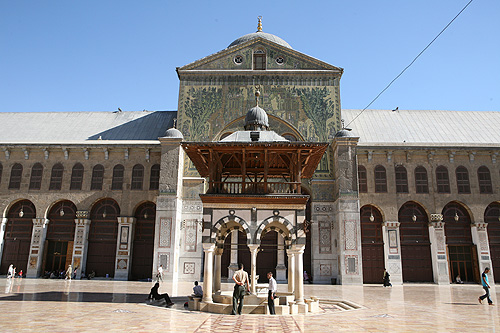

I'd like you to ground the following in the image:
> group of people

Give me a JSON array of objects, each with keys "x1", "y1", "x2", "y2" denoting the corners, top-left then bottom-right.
[
  {"x1": 42, "y1": 265, "x2": 76, "y2": 280},
  {"x1": 6, "y1": 264, "x2": 23, "y2": 279}
]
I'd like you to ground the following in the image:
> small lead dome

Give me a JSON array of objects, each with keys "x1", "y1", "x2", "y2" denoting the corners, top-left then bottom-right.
[
  {"x1": 163, "y1": 127, "x2": 184, "y2": 139},
  {"x1": 244, "y1": 90, "x2": 269, "y2": 131}
]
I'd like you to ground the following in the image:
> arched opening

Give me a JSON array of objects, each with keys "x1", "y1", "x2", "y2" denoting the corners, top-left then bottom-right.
[
  {"x1": 398, "y1": 202, "x2": 432, "y2": 282},
  {"x1": 221, "y1": 229, "x2": 250, "y2": 281},
  {"x1": 87, "y1": 199, "x2": 119, "y2": 277},
  {"x1": 43, "y1": 201, "x2": 77, "y2": 276},
  {"x1": 442, "y1": 202, "x2": 478, "y2": 283},
  {"x1": 485, "y1": 202, "x2": 500, "y2": 282},
  {"x1": 360, "y1": 205, "x2": 384, "y2": 283},
  {"x1": 256, "y1": 228, "x2": 279, "y2": 283},
  {"x1": 1, "y1": 200, "x2": 35, "y2": 274},
  {"x1": 131, "y1": 202, "x2": 156, "y2": 280}
]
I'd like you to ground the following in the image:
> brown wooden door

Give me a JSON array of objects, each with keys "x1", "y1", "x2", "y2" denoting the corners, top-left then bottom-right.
[
  {"x1": 490, "y1": 246, "x2": 500, "y2": 283},
  {"x1": 131, "y1": 203, "x2": 155, "y2": 281},
  {"x1": 361, "y1": 244, "x2": 384, "y2": 283},
  {"x1": 401, "y1": 244, "x2": 433, "y2": 282},
  {"x1": 448, "y1": 245, "x2": 475, "y2": 283},
  {"x1": 257, "y1": 231, "x2": 278, "y2": 283}
]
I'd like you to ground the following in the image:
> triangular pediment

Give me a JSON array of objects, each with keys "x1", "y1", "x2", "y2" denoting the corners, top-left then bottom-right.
[{"x1": 178, "y1": 38, "x2": 342, "y2": 73}]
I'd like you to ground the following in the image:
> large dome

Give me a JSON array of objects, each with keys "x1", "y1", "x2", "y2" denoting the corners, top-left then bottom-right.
[{"x1": 228, "y1": 31, "x2": 292, "y2": 49}]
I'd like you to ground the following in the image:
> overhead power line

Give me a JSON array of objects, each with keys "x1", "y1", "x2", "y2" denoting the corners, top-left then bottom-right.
[{"x1": 345, "y1": 0, "x2": 475, "y2": 128}]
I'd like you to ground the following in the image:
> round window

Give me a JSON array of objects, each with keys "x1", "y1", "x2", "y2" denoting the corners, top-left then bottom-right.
[
  {"x1": 234, "y1": 55, "x2": 243, "y2": 64},
  {"x1": 276, "y1": 56, "x2": 284, "y2": 65}
]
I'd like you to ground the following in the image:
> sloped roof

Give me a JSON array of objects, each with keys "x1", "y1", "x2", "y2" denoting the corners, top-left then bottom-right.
[
  {"x1": 342, "y1": 109, "x2": 500, "y2": 147},
  {"x1": 0, "y1": 111, "x2": 176, "y2": 143}
]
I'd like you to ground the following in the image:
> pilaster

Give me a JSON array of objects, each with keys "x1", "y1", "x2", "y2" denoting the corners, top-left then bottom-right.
[
  {"x1": 227, "y1": 229, "x2": 239, "y2": 282},
  {"x1": 471, "y1": 222, "x2": 495, "y2": 286},
  {"x1": 26, "y1": 218, "x2": 49, "y2": 278},
  {"x1": 382, "y1": 221, "x2": 403, "y2": 285},
  {"x1": 114, "y1": 217, "x2": 136, "y2": 280},
  {"x1": 0, "y1": 218, "x2": 8, "y2": 268},
  {"x1": 72, "y1": 211, "x2": 91, "y2": 279},
  {"x1": 428, "y1": 214, "x2": 449, "y2": 284}
]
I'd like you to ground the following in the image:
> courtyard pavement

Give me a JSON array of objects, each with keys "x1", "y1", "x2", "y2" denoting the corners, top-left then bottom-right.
[{"x1": 0, "y1": 278, "x2": 497, "y2": 332}]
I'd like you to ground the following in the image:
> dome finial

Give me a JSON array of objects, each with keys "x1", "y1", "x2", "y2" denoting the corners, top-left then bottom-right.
[
  {"x1": 257, "y1": 16, "x2": 262, "y2": 32},
  {"x1": 255, "y1": 85, "x2": 261, "y2": 106}
]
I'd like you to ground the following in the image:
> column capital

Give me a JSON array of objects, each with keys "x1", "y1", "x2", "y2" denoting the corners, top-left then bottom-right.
[
  {"x1": 76, "y1": 210, "x2": 89, "y2": 219},
  {"x1": 117, "y1": 217, "x2": 136, "y2": 225},
  {"x1": 472, "y1": 222, "x2": 488, "y2": 230},
  {"x1": 215, "y1": 248, "x2": 224, "y2": 256},
  {"x1": 430, "y1": 213, "x2": 443, "y2": 223},
  {"x1": 202, "y1": 243, "x2": 216, "y2": 252},
  {"x1": 247, "y1": 244, "x2": 259, "y2": 252},
  {"x1": 75, "y1": 219, "x2": 91, "y2": 226},
  {"x1": 1, "y1": 217, "x2": 8, "y2": 225},
  {"x1": 290, "y1": 244, "x2": 305, "y2": 254},
  {"x1": 429, "y1": 221, "x2": 445, "y2": 229},
  {"x1": 383, "y1": 221, "x2": 400, "y2": 228},
  {"x1": 32, "y1": 218, "x2": 49, "y2": 227}
]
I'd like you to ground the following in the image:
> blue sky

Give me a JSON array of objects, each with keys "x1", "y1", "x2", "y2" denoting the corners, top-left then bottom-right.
[{"x1": 1, "y1": 0, "x2": 498, "y2": 113}]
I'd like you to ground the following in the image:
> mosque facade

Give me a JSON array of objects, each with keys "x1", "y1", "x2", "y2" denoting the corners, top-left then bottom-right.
[{"x1": 0, "y1": 21, "x2": 498, "y2": 292}]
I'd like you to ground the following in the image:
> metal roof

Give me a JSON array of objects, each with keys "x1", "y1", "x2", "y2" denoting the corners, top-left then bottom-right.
[
  {"x1": 0, "y1": 111, "x2": 176, "y2": 143},
  {"x1": 342, "y1": 109, "x2": 500, "y2": 147}
]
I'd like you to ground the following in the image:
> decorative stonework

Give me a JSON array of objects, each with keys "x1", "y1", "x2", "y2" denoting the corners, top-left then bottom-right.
[
  {"x1": 184, "y1": 219, "x2": 198, "y2": 252},
  {"x1": 157, "y1": 198, "x2": 176, "y2": 210},
  {"x1": 318, "y1": 220, "x2": 332, "y2": 254},
  {"x1": 183, "y1": 202, "x2": 203, "y2": 213},
  {"x1": 430, "y1": 214, "x2": 443, "y2": 223},
  {"x1": 319, "y1": 264, "x2": 331, "y2": 276},
  {"x1": 32, "y1": 229, "x2": 41, "y2": 244},
  {"x1": 158, "y1": 253, "x2": 170, "y2": 272},
  {"x1": 314, "y1": 204, "x2": 334, "y2": 213},
  {"x1": 345, "y1": 255, "x2": 358, "y2": 274},
  {"x1": 388, "y1": 263, "x2": 400, "y2": 274},
  {"x1": 159, "y1": 217, "x2": 172, "y2": 248},
  {"x1": 76, "y1": 211, "x2": 89, "y2": 219},
  {"x1": 435, "y1": 229, "x2": 445, "y2": 252},
  {"x1": 29, "y1": 256, "x2": 37, "y2": 268},
  {"x1": 478, "y1": 232, "x2": 489, "y2": 253},
  {"x1": 184, "y1": 262, "x2": 195, "y2": 274},
  {"x1": 344, "y1": 220, "x2": 357, "y2": 251},
  {"x1": 75, "y1": 229, "x2": 84, "y2": 245},
  {"x1": 116, "y1": 259, "x2": 128, "y2": 270}
]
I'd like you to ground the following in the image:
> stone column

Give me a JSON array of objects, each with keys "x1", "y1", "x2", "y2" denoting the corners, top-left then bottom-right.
[
  {"x1": 287, "y1": 248, "x2": 295, "y2": 293},
  {"x1": 275, "y1": 236, "x2": 287, "y2": 282},
  {"x1": 214, "y1": 248, "x2": 223, "y2": 293},
  {"x1": 293, "y1": 244, "x2": 306, "y2": 304},
  {"x1": 248, "y1": 244, "x2": 259, "y2": 294},
  {"x1": 202, "y1": 243, "x2": 215, "y2": 303},
  {"x1": 72, "y1": 211, "x2": 91, "y2": 279},
  {"x1": 227, "y1": 230, "x2": 238, "y2": 282},
  {"x1": 0, "y1": 218, "x2": 8, "y2": 267},
  {"x1": 471, "y1": 222, "x2": 495, "y2": 285},
  {"x1": 26, "y1": 218, "x2": 49, "y2": 278},
  {"x1": 114, "y1": 217, "x2": 136, "y2": 280},
  {"x1": 382, "y1": 221, "x2": 403, "y2": 285},
  {"x1": 428, "y1": 214, "x2": 449, "y2": 284}
]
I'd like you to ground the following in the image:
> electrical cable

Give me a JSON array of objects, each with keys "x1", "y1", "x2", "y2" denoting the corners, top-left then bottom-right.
[{"x1": 345, "y1": 0, "x2": 475, "y2": 128}]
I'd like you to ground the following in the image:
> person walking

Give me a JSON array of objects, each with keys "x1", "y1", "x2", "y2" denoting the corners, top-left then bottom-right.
[
  {"x1": 7, "y1": 264, "x2": 14, "y2": 279},
  {"x1": 148, "y1": 282, "x2": 174, "y2": 307},
  {"x1": 65, "y1": 265, "x2": 72, "y2": 280},
  {"x1": 478, "y1": 267, "x2": 493, "y2": 305},
  {"x1": 383, "y1": 268, "x2": 392, "y2": 287},
  {"x1": 267, "y1": 272, "x2": 277, "y2": 315},
  {"x1": 231, "y1": 263, "x2": 249, "y2": 315},
  {"x1": 156, "y1": 265, "x2": 164, "y2": 282}
]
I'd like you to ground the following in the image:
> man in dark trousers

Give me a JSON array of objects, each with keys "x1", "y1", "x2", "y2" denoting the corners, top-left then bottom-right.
[
  {"x1": 231, "y1": 263, "x2": 249, "y2": 315},
  {"x1": 478, "y1": 267, "x2": 493, "y2": 305},
  {"x1": 267, "y1": 272, "x2": 277, "y2": 315},
  {"x1": 148, "y1": 282, "x2": 174, "y2": 307}
]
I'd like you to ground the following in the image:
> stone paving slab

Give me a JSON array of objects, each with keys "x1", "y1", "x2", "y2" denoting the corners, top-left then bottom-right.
[{"x1": 0, "y1": 279, "x2": 498, "y2": 332}]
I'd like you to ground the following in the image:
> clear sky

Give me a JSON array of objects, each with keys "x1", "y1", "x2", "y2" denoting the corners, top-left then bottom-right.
[{"x1": 1, "y1": 0, "x2": 498, "y2": 114}]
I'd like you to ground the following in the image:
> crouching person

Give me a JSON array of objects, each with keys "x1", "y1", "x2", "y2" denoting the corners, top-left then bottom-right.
[{"x1": 148, "y1": 282, "x2": 174, "y2": 307}]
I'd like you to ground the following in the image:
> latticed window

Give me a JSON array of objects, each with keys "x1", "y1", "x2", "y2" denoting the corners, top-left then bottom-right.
[
  {"x1": 111, "y1": 164, "x2": 124, "y2": 190},
  {"x1": 415, "y1": 166, "x2": 429, "y2": 193},
  {"x1": 8, "y1": 163, "x2": 23, "y2": 189},
  {"x1": 395, "y1": 165, "x2": 408, "y2": 193},
  {"x1": 29, "y1": 163, "x2": 43, "y2": 190},
  {"x1": 90, "y1": 164, "x2": 104, "y2": 190},
  {"x1": 70, "y1": 163, "x2": 84, "y2": 190},
  {"x1": 149, "y1": 164, "x2": 160, "y2": 190},
  {"x1": 131, "y1": 164, "x2": 144, "y2": 190},
  {"x1": 456, "y1": 166, "x2": 470, "y2": 194},
  {"x1": 253, "y1": 52, "x2": 266, "y2": 70},
  {"x1": 436, "y1": 166, "x2": 450, "y2": 193},
  {"x1": 358, "y1": 165, "x2": 367, "y2": 193},
  {"x1": 374, "y1": 165, "x2": 387, "y2": 193},
  {"x1": 49, "y1": 163, "x2": 64, "y2": 190},
  {"x1": 478, "y1": 166, "x2": 492, "y2": 194}
]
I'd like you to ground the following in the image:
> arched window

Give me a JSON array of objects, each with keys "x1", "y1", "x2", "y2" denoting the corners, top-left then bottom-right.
[
  {"x1": 374, "y1": 165, "x2": 387, "y2": 193},
  {"x1": 478, "y1": 166, "x2": 492, "y2": 194},
  {"x1": 282, "y1": 133, "x2": 298, "y2": 141},
  {"x1": 29, "y1": 163, "x2": 43, "y2": 190},
  {"x1": 415, "y1": 166, "x2": 429, "y2": 193},
  {"x1": 436, "y1": 166, "x2": 450, "y2": 193},
  {"x1": 49, "y1": 163, "x2": 64, "y2": 190},
  {"x1": 456, "y1": 166, "x2": 470, "y2": 194},
  {"x1": 111, "y1": 164, "x2": 124, "y2": 190},
  {"x1": 395, "y1": 165, "x2": 408, "y2": 193},
  {"x1": 70, "y1": 163, "x2": 84, "y2": 190},
  {"x1": 253, "y1": 49, "x2": 266, "y2": 70},
  {"x1": 8, "y1": 163, "x2": 23, "y2": 189},
  {"x1": 149, "y1": 164, "x2": 160, "y2": 190},
  {"x1": 131, "y1": 164, "x2": 144, "y2": 190},
  {"x1": 358, "y1": 165, "x2": 367, "y2": 193},
  {"x1": 90, "y1": 164, "x2": 104, "y2": 190}
]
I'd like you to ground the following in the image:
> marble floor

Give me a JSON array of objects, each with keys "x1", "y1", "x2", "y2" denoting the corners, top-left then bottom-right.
[{"x1": 0, "y1": 279, "x2": 497, "y2": 332}]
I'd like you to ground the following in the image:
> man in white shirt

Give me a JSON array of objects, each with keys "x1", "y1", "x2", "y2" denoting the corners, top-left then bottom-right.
[
  {"x1": 267, "y1": 272, "x2": 277, "y2": 315},
  {"x1": 231, "y1": 263, "x2": 249, "y2": 315},
  {"x1": 157, "y1": 265, "x2": 163, "y2": 282}
]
